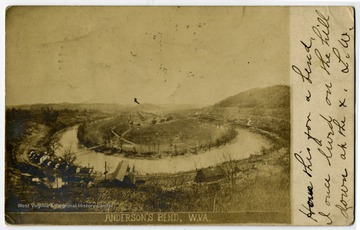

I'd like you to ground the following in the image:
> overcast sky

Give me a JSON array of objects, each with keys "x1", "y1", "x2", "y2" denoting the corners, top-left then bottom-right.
[{"x1": 6, "y1": 6, "x2": 289, "y2": 106}]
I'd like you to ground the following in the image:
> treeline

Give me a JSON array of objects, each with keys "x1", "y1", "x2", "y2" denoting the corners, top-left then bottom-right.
[
  {"x1": 194, "y1": 128, "x2": 238, "y2": 153},
  {"x1": 250, "y1": 116, "x2": 290, "y2": 142},
  {"x1": 77, "y1": 123, "x2": 101, "y2": 149},
  {"x1": 207, "y1": 109, "x2": 290, "y2": 145},
  {"x1": 204, "y1": 85, "x2": 291, "y2": 145},
  {"x1": 6, "y1": 108, "x2": 63, "y2": 145},
  {"x1": 6, "y1": 108, "x2": 108, "y2": 156}
]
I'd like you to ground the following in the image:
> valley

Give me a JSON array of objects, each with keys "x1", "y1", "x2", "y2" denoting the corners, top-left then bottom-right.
[{"x1": 5, "y1": 85, "x2": 290, "y2": 218}]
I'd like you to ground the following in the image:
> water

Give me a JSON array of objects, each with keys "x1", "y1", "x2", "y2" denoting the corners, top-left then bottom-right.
[{"x1": 55, "y1": 126, "x2": 269, "y2": 175}]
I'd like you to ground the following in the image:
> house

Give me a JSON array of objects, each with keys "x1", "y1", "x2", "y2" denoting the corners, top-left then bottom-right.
[
  {"x1": 108, "y1": 160, "x2": 129, "y2": 182},
  {"x1": 48, "y1": 161, "x2": 60, "y2": 170},
  {"x1": 76, "y1": 167, "x2": 93, "y2": 177},
  {"x1": 62, "y1": 176, "x2": 91, "y2": 187},
  {"x1": 30, "y1": 152, "x2": 45, "y2": 164},
  {"x1": 39, "y1": 154, "x2": 50, "y2": 165},
  {"x1": 59, "y1": 166, "x2": 94, "y2": 188},
  {"x1": 20, "y1": 173, "x2": 32, "y2": 183},
  {"x1": 135, "y1": 179, "x2": 145, "y2": 186},
  {"x1": 194, "y1": 167, "x2": 226, "y2": 183},
  {"x1": 40, "y1": 159, "x2": 51, "y2": 167},
  {"x1": 43, "y1": 176, "x2": 66, "y2": 189},
  {"x1": 28, "y1": 150, "x2": 37, "y2": 159},
  {"x1": 58, "y1": 163, "x2": 70, "y2": 173},
  {"x1": 31, "y1": 177, "x2": 41, "y2": 183},
  {"x1": 47, "y1": 176, "x2": 65, "y2": 188},
  {"x1": 107, "y1": 160, "x2": 136, "y2": 186},
  {"x1": 66, "y1": 165, "x2": 78, "y2": 175}
]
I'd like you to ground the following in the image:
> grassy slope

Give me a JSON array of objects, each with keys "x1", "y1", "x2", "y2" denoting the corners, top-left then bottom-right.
[
  {"x1": 79, "y1": 85, "x2": 290, "y2": 153},
  {"x1": 79, "y1": 114, "x2": 232, "y2": 155},
  {"x1": 215, "y1": 85, "x2": 289, "y2": 108},
  {"x1": 124, "y1": 118, "x2": 223, "y2": 146},
  {"x1": 204, "y1": 85, "x2": 290, "y2": 141}
]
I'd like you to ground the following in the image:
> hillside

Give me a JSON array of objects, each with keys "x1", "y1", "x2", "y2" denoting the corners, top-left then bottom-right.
[
  {"x1": 201, "y1": 85, "x2": 290, "y2": 142},
  {"x1": 214, "y1": 85, "x2": 290, "y2": 109}
]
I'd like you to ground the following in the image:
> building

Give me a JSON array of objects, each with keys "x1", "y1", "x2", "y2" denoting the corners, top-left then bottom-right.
[
  {"x1": 107, "y1": 160, "x2": 136, "y2": 186},
  {"x1": 194, "y1": 167, "x2": 226, "y2": 183}
]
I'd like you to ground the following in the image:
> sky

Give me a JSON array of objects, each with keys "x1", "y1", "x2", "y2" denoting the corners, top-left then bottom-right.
[{"x1": 6, "y1": 6, "x2": 289, "y2": 106}]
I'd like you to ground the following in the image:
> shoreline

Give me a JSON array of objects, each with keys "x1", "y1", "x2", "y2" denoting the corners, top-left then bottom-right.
[{"x1": 56, "y1": 126, "x2": 271, "y2": 175}]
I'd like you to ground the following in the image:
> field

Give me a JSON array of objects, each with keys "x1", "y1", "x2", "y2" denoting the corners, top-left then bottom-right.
[
  {"x1": 78, "y1": 112, "x2": 237, "y2": 157},
  {"x1": 124, "y1": 118, "x2": 223, "y2": 146},
  {"x1": 77, "y1": 115, "x2": 129, "y2": 147}
]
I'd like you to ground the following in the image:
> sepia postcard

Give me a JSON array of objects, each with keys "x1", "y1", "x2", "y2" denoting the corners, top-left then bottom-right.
[{"x1": 4, "y1": 6, "x2": 355, "y2": 225}]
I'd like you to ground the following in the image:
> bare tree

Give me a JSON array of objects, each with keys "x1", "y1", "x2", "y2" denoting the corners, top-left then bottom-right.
[
  {"x1": 221, "y1": 152, "x2": 237, "y2": 188},
  {"x1": 62, "y1": 146, "x2": 77, "y2": 164},
  {"x1": 47, "y1": 138, "x2": 62, "y2": 156}
]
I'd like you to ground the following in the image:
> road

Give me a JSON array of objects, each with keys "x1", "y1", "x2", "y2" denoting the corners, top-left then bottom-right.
[{"x1": 110, "y1": 129, "x2": 137, "y2": 146}]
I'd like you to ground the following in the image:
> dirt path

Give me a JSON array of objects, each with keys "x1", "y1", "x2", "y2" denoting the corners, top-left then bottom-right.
[
  {"x1": 121, "y1": 127, "x2": 132, "y2": 137},
  {"x1": 111, "y1": 129, "x2": 137, "y2": 145}
]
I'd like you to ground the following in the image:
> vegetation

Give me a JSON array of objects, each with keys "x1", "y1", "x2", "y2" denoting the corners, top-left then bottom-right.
[
  {"x1": 202, "y1": 85, "x2": 290, "y2": 142},
  {"x1": 6, "y1": 107, "x2": 108, "y2": 156},
  {"x1": 5, "y1": 106, "x2": 109, "y2": 213},
  {"x1": 78, "y1": 115, "x2": 238, "y2": 157},
  {"x1": 124, "y1": 118, "x2": 234, "y2": 149},
  {"x1": 6, "y1": 146, "x2": 289, "y2": 216},
  {"x1": 61, "y1": 146, "x2": 77, "y2": 164},
  {"x1": 5, "y1": 85, "x2": 290, "y2": 222}
]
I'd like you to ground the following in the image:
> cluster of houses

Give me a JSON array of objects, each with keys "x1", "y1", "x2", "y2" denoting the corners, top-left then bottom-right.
[
  {"x1": 27, "y1": 150, "x2": 94, "y2": 189},
  {"x1": 25, "y1": 150, "x2": 255, "y2": 191}
]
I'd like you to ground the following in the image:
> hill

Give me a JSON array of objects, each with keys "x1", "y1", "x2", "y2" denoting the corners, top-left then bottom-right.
[
  {"x1": 7, "y1": 102, "x2": 201, "y2": 115},
  {"x1": 200, "y1": 85, "x2": 290, "y2": 142},
  {"x1": 214, "y1": 85, "x2": 290, "y2": 109}
]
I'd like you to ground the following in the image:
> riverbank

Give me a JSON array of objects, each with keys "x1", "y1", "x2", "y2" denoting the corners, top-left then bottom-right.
[
  {"x1": 55, "y1": 126, "x2": 270, "y2": 175},
  {"x1": 8, "y1": 144, "x2": 289, "y2": 214},
  {"x1": 77, "y1": 117, "x2": 239, "y2": 159}
]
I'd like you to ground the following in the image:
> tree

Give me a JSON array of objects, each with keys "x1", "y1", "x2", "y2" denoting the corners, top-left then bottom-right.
[
  {"x1": 47, "y1": 138, "x2": 62, "y2": 156},
  {"x1": 221, "y1": 152, "x2": 237, "y2": 188},
  {"x1": 62, "y1": 146, "x2": 77, "y2": 164}
]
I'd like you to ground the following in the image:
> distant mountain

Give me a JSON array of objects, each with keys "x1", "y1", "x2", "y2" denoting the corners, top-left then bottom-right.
[
  {"x1": 6, "y1": 85, "x2": 289, "y2": 113},
  {"x1": 123, "y1": 103, "x2": 202, "y2": 115},
  {"x1": 6, "y1": 103, "x2": 129, "y2": 112},
  {"x1": 7, "y1": 102, "x2": 201, "y2": 115},
  {"x1": 122, "y1": 103, "x2": 167, "y2": 115},
  {"x1": 214, "y1": 85, "x2": 290, "y2": 109}
]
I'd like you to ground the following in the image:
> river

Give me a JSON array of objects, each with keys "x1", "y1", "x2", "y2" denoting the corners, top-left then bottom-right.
[{"x1": 55, "y1": 126, "x2": 270, "y2": 175}]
